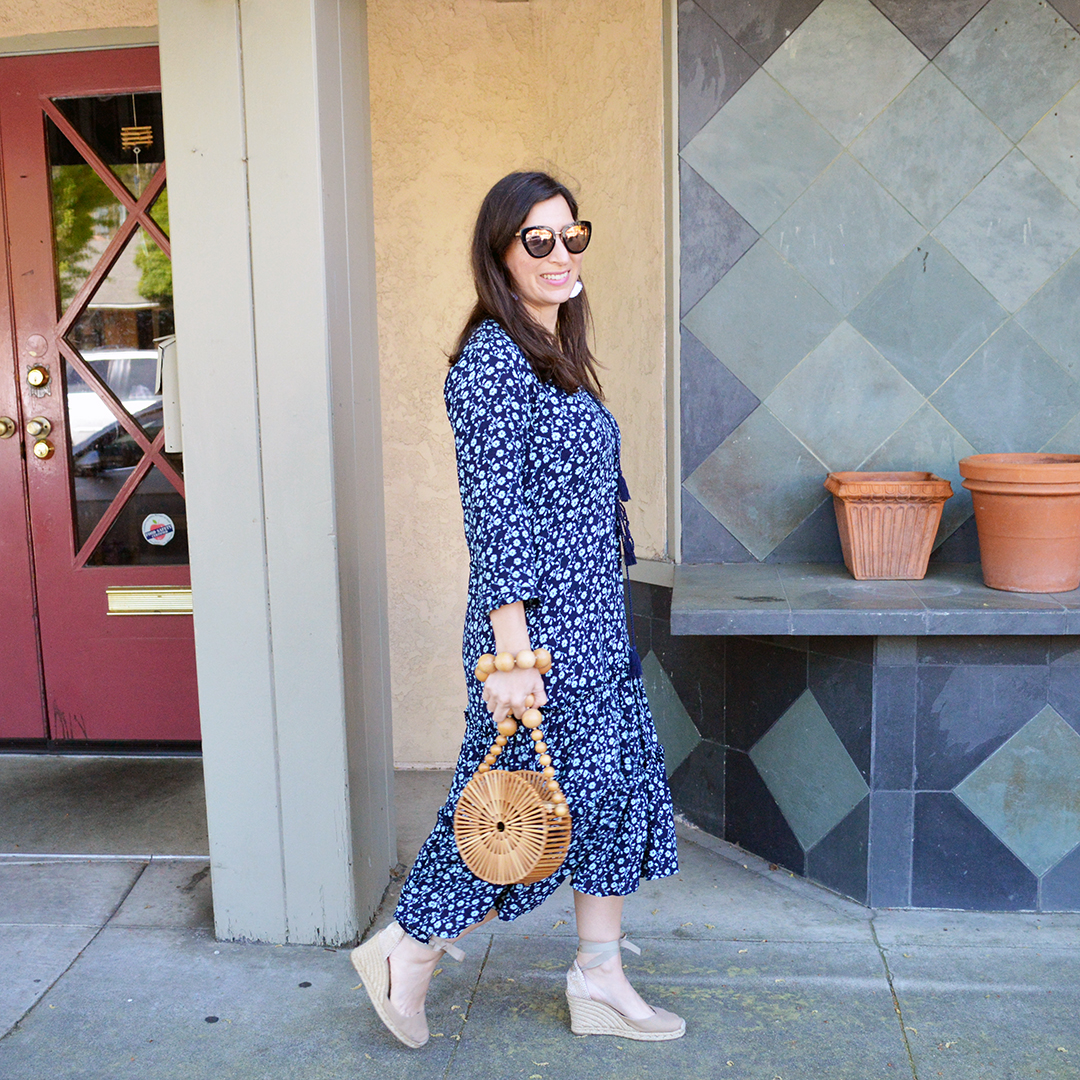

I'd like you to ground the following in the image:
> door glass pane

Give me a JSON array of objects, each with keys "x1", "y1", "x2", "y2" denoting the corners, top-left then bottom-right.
[
  {"x1": 46, "y1": 119, "x2": 124, "y2": 311},
  {"x1": 52, "y1": 94, "x2": 164, "y2": 197},
  {"x1": 86, "y1": 464, "x2": 188, "y2": 567}
]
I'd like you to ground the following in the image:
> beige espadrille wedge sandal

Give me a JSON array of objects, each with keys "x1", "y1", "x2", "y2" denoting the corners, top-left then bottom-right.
[{"x1": 565, "y1": 936, "x2": 685, "y2": 1041}]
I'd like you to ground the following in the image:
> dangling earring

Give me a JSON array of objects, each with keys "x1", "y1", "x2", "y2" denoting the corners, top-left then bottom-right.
[{"x1": 569, "y1": 280, "x2": 583, "y2": 299}]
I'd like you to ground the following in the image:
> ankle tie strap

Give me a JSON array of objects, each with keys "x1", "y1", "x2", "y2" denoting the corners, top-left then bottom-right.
[
  {"x1": 576, "y1": 934, "x2": 641, "y2": 969},
  {"x1": 428, "y1": 936, "x2": 466, "y2": 962}
]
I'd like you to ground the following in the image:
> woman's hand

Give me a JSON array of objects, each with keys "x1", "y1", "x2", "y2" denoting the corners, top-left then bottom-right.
[{"x1": 482, "y1": 666, "x2": 547, "y2": 726}]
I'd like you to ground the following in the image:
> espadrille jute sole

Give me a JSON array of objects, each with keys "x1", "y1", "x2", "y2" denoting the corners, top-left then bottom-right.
[
  {"x1": 350, "y1": 925, "x2": 429, "y2": 1049},
  {"x1": 566, "y1": 992, "x2": 686, "y2": 1040}
]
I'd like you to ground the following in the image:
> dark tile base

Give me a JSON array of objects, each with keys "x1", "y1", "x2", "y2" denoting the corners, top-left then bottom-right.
[
  {"x1": 806, "y1": 795, "x2": 870, "y2": 904},
  {"x1": 725, "y1": 747, "x2": 804, "y2": 875}
]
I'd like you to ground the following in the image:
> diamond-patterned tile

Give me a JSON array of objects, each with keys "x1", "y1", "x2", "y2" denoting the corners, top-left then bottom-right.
[
  {"x1": 1042, "y1": 410, "x2": 1080, "y2": 454},
  {"x1": 1055, "y1": 0, "x2": 1080, "y2": 31},
  {"x1": 851, "y1": 64, "x2": 1011, "y2": 228},
  {"x1": 936, "y1": 0, "x2": 1080, "y2": 143},
  {"x1": 869, "y1": 0, "x2": 992, "y2": 59},
  {"x1": 641, "y1": 650, "x2": 702, "y2": 777},
  {"x1": 765, "y1": 321, "x2": 924, "y2": 469},
  {"x1": 848, "y1": 238, "x2": 1008, "y2": 395},
  {"x1": 749, "y1": 688, "x2": 870, "y2": 851},
  {"x1": 685, "y1": 406, "x2": 830, "y2": 559},
  {"x1": 680, "y1": 68, "x2": 841, "y2": 232},
  {"x1": 955, "y1": 705, "x2": 1080, "y2": 876},
  {"x1": 678, "y1": 0, "x2": 760, "y2": 149},
  {"x1": 764, "y1": 0, "x2": 927, "y2": 146},
  {"x1": 858, "y1": 403, "x2": 976, "y2": 543},
  {"x1": 679, "y1": 160, "x2": 759, "y2": 316},
  {"x1": 682, "y1": 240, "x2": 841, "y2": 399},
  {"x1": 680, "y1": 327, "x2": 759, "y2": 478},
  {"x1": 1020, "y1": 82, "x2": 1080, "y2": 210},
  {"x1": 930, "y1": 320, "x2": 1080, "y2": 452},
  {"x1": 680, "y1": 487, "x2": 755, "y2": 561},
  {"x1": 696, "y1": 0, "x2": 823, "y2": 66},
  {"x1": 765, "y1": 153, "x2": 926, "y2": 314},
  {"x1": 1015, "y1": 252, "x2": 1080, "y2": 377},
  {"x1": 933, "y1": 149, "x2": 1080, "y2": 312}
]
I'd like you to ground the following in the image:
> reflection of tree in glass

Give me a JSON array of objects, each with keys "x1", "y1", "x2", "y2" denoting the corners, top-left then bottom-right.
[
  {"x1": 135, "y1": 187, "x2": 171, "y2": 303},
  {"x1": 50, "y1": 164, "x2": 118, "y2": 308}
]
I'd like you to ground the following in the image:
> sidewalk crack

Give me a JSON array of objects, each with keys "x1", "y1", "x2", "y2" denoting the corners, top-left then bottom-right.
[
  {"x1": 0, "y1": 860, "x2": 149, "y2": 1043},
  {"x1": 442, "y1": 932, "x2": 493, "y2": 1079},
  {"x1": 872, "y1": 919, "x2": 919, "y2": 1079}
]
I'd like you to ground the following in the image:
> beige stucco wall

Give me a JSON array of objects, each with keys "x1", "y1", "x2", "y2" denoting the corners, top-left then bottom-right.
[
  {"x1": 367, "y1": 0, "x2": 668, "y2": 765},
  {"x1": 0, "y1": 1, "x2": 154, "y2": 37}
]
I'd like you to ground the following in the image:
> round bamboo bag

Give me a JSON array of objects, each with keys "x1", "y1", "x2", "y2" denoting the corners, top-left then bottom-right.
[{"x1": 453, "y1": 650, "x2": 572, "y2": 886}]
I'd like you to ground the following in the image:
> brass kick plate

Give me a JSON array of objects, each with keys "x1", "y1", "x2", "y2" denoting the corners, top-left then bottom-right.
[{"x1": 106, "y1": 586, "x2": 193, "y2": 616}]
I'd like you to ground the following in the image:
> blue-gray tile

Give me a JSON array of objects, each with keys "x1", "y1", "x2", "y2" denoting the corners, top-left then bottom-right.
[
  {"x1": 929, "y1": 320, "x2": 1080, "y2": 453},
  {"x1": 671, "y1": 563, "x2": 791, "y2": 637},
  {"x1": 806, "y1": 795, "x2": 870, "y2": 904},
  {"x1": 669, "y1": 738, "x2": 725, "y2": 837},
  {"x1": 766, "y1": 154, "x2": 926, "y2": 314},
  {"x1": 927, "y1": 513, "x2": 980, "y2": 563},
  {"x1": 914, "y1": 665, "x2": 1048, "y2": 790},
  {"x1": 873, "y1": 665, "x2": 917, "y2": 788},
  {"x1": 678, "y1": 0, "x2": 760, "y2": 149},
  {"x1": 749, "y1": 688, "x2": 870, "y2": 850},
  {"x1": 765, "y1": 321, "x2": 924, "y2": 470},
  {"x1": 1055, "y1": 0, "x2": 1080, "y2": 30},
  {"x1": 650, "y1": 625, "x2": 725, "y2": 742},
  {"x1": 1042, "y1": 409, "x2": 1080, "y2": 453},
  {"x1": 1049, "y1": 648, "x2": 1080, "y2": 734},
  {"x1": 869, "y1": 0, "x2": 992, "y2": 58},
  {"x1": 933, "y1": 149, "x2": 1080, "y2": 313},
  {"x1": 936, "y1": 0, "x2": 1080, "y2": 143},
  {"x1": 955, "y1": 705, "x2": 1080, "y2": 876},
  {"x1": 680, "y1": 68, "x2": 841, "y2": 232},
  {"x1": 916, "y1": 635, "x2": 1048, "y2": 666},
  {"x1": 869, "y1": 790, "x2": 913, "y2": 908},
  {"x1": 697, "y1": 0, "x2": 823, "y2": 65},
  {"x1": 684, "y1": 407, "x2": 831, "y2": 559},
  {"x1": 876, "y1": 636, "x2": 917, "y2": 665},
  {"x1": 679, "y1": 326, "x2": 759, "y2": 478},
  {"x1": 810, "y1": 652, "x2": 874, "y2": 779},
  {"x1": 1015, "y1": 252, "x2": 1080, "y2": 379},
  {"x1": 725, "y1": 747, "x2": 806, "y2": 873},
  {"x1": 764, "y1": 0, "x2": 927, "y2": 146},
  {"x1": 912, "y1": 791, "x2": 1037, "y2": 909},
  {"x1": 679, "y1": 487, "x2": 756, "y2": 562},
  {"x1": 858, "y1": 404, "x2": 975, "y2": 545},
  {"x1": 763, "y1": 497, "x2": 845, "y2": 563},
  {"x1": 679, "y1": 161, "x2": 759, "y2": 315},
  {"x1": 851, "y1": 64, "x2": 1011, "y2": 228},
  {"x1": 725, "y1": 635, "x2": 807, "y2": 750},
  {"x1": 641, "y1": 650, "x2": 703, "y2": 777},
  {"x1": 848, "y1": 239, "x2": 1007, "y2": 396},
  {"x1": 683, "y1": 240, "x2": 841, "y2": 398},
  {"x1": 808, "y1": 635, "x2": 875, "y2": 664},
  {"x1": 1042, "y1": 839, "x2": 1080, "y2": 911},
  {"x1": 1019, "y1": 82, "x2": 1080, "y2": 210}
]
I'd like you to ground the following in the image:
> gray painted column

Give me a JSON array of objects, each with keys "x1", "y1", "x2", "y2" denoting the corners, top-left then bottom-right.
[{"x1": 158, "y1": 0, "x2": 394, "y2": 944}]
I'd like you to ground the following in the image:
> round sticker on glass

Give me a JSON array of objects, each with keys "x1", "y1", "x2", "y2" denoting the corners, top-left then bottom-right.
[{"x1": 142, "y1": 514, "x2": 176, "y2": 546}]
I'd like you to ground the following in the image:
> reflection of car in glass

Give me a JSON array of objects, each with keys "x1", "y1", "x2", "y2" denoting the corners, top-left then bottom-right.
[{"x1": 70, "y1": 402, "x2": 187, "y2": 566}]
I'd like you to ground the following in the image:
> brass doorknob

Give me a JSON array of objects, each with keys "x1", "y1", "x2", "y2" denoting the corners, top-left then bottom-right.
[
  {"x1": 25, "y1": 417, "x2": 51, "y2": 438},
  {"x1": 32, "y1": 439, "x2": 55, "y2": 460},
  {"x1": 0, "y1": 417, "x2": 14, "y2": 439},
  {"x1": 27, "y1": 365, "x2": 49, "y2": 388}
]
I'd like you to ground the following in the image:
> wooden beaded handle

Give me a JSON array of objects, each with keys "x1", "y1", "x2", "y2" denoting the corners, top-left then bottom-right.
[{"x1": 472, "y1": 650, "x2": 568, "y2": 819}]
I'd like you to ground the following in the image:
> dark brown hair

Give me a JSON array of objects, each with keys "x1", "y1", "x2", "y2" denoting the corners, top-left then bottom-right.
[{"x1": 449, "y1": 171, "x2": 602, "y2": 398}]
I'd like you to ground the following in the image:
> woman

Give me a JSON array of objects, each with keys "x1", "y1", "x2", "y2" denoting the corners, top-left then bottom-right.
[{"x1": 351, "y1": 171, "x2": 682, "y2": 1046}]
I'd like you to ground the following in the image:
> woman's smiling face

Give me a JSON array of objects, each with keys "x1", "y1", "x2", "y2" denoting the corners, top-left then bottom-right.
[{"x1": 503, "y1": 194, "x2": 583, "y2": 332}]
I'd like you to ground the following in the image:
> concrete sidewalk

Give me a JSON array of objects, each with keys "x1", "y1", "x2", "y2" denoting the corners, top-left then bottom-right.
[{"x1": 1, "y1": 768, "x2": 1079, "y2": 1079}]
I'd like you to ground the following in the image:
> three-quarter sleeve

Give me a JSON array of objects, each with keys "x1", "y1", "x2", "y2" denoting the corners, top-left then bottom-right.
[{"x1": 445, "y1": 331, "x2": 539, "y2": 615}]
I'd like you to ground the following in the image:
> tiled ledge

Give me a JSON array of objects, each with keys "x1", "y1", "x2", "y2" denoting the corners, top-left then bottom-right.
[{"x1": 671, "y1": 563, "x2": 1080, "y2": 636}]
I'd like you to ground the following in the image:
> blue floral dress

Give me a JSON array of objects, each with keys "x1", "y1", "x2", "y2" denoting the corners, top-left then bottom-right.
[{"x1": 394, "y1": 320, "x2": 678, "y2": 942}]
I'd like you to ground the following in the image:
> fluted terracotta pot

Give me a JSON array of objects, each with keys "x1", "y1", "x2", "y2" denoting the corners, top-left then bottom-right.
[
  {"x1": 959, "y1": 453, "x2": 1080, "y2": 593},
  {"x1": 825, "y1": 472, "x2": 953, "y2": 580}
]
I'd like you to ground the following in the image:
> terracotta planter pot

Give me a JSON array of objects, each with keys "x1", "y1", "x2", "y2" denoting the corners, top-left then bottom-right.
[
  {"x1": 959, "y1": 453, "x2": 1080, "y2": 593},
  {"x1": 825, "y1": 472, "x2": 953, "y2": 580}
]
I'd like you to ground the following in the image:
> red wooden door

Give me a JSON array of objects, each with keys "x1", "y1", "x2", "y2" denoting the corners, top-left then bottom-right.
[{"x1": 0, "y1": 49, "x2": 199, "y2": 743}]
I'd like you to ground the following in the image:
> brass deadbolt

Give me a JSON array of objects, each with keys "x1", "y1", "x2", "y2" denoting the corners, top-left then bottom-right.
[
  {"x1": 25, "y1": 417, "x2": 51, "y2": 439},
  {"x1": 26, "y1": 365, "x2": 50, "y2": 388},
  {"x1": 0, "y1": 417, "x2": 14, "y2": 439},
  {"x1": 32, "y1": 439, "x2": 55, "y2": 460}
]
